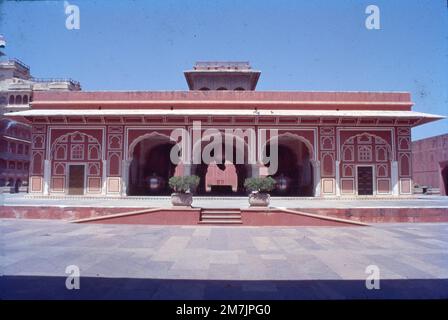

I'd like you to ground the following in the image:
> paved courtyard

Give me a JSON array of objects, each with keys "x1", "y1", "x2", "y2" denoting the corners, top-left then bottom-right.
[{"x1": 1, "y1": 218, "x2": 447, "y2": 299}]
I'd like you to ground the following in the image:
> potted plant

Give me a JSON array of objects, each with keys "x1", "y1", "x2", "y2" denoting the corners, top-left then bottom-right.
[
  {"x1": 168, "y1": 175, "x2": 200, "y2": 206},
  {"x1": 244, "y1": 176, "x2": 276, "y2": 207}
]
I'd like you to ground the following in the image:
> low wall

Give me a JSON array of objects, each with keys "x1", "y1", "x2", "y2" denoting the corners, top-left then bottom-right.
[
  {"x1": 0, "y1": 206, "x2": 147, "y2": 220},
  {"x1": 1, "y1": 206, "x2": 448, "y2": 224},
  {"x1": 241, "y1": 209, "x2": 358, "y2": 226},
  {"x1": 86, "y1": 209, "x2": 201, "y2": 225},
  {"x1": 298, "y1": 208, "x2": 448, "y2": 223}
]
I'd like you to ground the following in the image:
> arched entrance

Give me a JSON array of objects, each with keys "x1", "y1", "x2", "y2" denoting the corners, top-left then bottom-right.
[
  {"x1": 127, "y1": 133, "x2": 179, "y2": 195},
  {"x1": 191, "y1": 133, "x2": 253, "y2": 195},
  {"x1": 263, "y1": 134, "x2": 315, "y2": 196}
]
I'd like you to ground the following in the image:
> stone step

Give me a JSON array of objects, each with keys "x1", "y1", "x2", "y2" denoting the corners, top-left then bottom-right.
[
  {"x1": 198, "y1": 219, "x2": 242, "y2": 224},
  {"x1": 201, "y1": 214, "x2": 241, "y2": 219},
  {"x1": 201, "y1": 210, "x2": 241, "y2": 214}
]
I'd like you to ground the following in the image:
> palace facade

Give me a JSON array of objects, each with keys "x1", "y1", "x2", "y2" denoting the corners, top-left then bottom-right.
[{"x1": 7, "y1": 62, "x2": 444, "y2": 197}]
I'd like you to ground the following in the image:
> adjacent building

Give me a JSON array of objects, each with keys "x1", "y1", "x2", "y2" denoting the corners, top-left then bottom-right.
[
  {"x1": 7, "y1": 61, "x2": 445, "y2": 197},
  {"x1": 0, "y1": 58, "x2": 80, "y2": 192},
  {"x1": 412, "y1": 133, "x2": 448, "y2": 196}
]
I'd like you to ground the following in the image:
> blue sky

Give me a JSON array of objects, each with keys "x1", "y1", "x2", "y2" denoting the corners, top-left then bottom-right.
[{"x1": 0, "y1": 0, "x2": 447, "y2": 140}]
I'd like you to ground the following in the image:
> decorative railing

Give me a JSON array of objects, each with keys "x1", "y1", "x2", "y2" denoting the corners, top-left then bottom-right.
[{"x1": 31, "y1": 77, "x2": 81, "y2": 87}]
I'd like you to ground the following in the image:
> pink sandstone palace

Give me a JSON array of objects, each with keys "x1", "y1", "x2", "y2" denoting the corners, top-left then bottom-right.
[{"x1": 7, "y1": 62, "x2": 445, "y2": 197}]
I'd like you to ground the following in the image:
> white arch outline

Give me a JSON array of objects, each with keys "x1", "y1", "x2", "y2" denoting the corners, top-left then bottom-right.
[
  {"x1": 341, "y1": 132, "x2": 394, "y2": 161},
  {"x1": 261, "y1": 132, "x2": 315, "y2": 160},
  {"x1": 127, "y1": 132, "x2": 177, "y2": 161},
  {"x1": 50, "y1": 131, "x2": 102, "y2": 160}
]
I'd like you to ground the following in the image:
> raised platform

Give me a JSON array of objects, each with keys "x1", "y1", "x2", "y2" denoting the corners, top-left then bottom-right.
[{"x1": 1, "y1": 194, "x2": 447, "y2": 226}]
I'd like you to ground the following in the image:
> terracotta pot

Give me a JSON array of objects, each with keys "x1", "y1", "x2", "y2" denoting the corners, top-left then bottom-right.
[
  {"x1": 248, "y1": 192, "x2": 270, "y2": 207},
  {"x1": 171, "y1": 192, "x2": 193, "y2": 207}
]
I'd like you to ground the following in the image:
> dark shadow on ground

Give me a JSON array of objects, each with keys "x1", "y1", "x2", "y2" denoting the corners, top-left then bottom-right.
[{"x1": 1, "y1": 276, "x2": 447, "y2": 300}]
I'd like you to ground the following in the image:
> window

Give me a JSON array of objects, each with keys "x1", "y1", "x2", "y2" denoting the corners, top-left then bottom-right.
[
  {"x1": 24, "y1": 145, "x2": 29, "y2": 155},
  {"x1": 15, "y1": 95, "x2": 22, "y2": 104},
  {"x1": 216, "y1": 87, "x2": 227, "y2": 90},
  {"x1": 234, "y1": 87, "x2": 245, "y2": 91},
  {"x1": 23, "y1": 95, "x2": 29, "y2": 104},
  {"x1": 8, "y1": 142, "x2": 16, "y2": 153},
  {"x1": 9, "y1": 95, "x2": 14, "y2": 105},
  {"x1": 71, "y1": 144, "x2": 84, "y2": 160},
  {"x1": 18, "y1": 144, "x2": 23, "y2": 154},
  {"x1": 358, "y1": 146, "x2": 372, "y2": 162},
  {"x1": 199, "y1": 87, "x2": 210, "y2": 91}
]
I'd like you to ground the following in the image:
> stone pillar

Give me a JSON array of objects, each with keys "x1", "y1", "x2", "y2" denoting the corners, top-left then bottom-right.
[
  {"x1": 250, "y1": 164, "x2": 259, "y2": 178},
  {"x1": 43, "y1": 159, "x2": 50, "y2": 195},
  {"x1": 183, "y1": 163, "x2": 192, "y2": 176},
  {"x1": 101, "y1": 159, "x2": 107, "y2": 195},
  {"x1": 335, "y1": 160, "x2": 341, "y2": 196},
  {"x1": 312, "y1": 160, "x2": 321, "y2": 197},
  {"x1": 391, "y1": 160, "x2": 399, "y2": 196},
  {"x1": 121, "y1": 159, "x2": 131, "y2": 196}
]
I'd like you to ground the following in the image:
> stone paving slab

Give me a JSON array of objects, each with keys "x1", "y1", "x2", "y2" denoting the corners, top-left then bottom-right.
[{"x1": 1, "y1": 219, "x2": 448, "y2": 299}]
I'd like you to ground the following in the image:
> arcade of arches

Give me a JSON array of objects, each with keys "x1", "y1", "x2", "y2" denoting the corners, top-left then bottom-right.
[{"x1": 126, "y1": 132, "x2": 315, "y2": 196}]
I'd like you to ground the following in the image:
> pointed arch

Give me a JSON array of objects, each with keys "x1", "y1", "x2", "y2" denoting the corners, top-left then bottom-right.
[{"x1": 128, "y1": 132, "x2": 176, "y2": 160}]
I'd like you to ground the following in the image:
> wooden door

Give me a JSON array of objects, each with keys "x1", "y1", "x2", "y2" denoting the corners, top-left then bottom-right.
[
  {"x1": 68, "y1": 165, "x2": 85, "y2": 195},
  {"x1": 357, "y1": 166, "x2": 373, "y2": 195}
]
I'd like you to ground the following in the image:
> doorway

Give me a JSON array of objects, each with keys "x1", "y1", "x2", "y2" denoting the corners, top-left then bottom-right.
[
  {"x1": 68, "y1": 165, "x2": 85, "y2": 195},
  {"x1": 357, "y1": 166, "x2": 373, "y2": 195}
]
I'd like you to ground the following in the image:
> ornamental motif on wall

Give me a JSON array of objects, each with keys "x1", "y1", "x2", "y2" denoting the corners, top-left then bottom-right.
[
  {"x1": 320, "y1": 136, "x2": 334, "y2": 150},
  {"x1": 32, "y1": 134, "x2": 45, "y2": 149},
  {"x1": 108, "y1": 134, "x2": 123, "y2": 150},
  {"x1": 376, "y1": 164, "x2": 388, "y2": 177},
  {"x1": 54, "y1": 144, "x2": 67, "y2": 160},
  {"x1": 53, "y1": 162, "x2": 65, "y2": 175},
  {"x1": 51, "y1": 131, "x2": 102, "y2": 162},
  {"x1": 397, "y1": 127, "x2": 410, "y2": 136},
  {"x1": 88, "y1": 163, "x2": 101, "y2": 176},
  {"x1": 342, "y1": 164, "x2": 354, "y2": 177},
  {"x1": 399, "y1": 152, "x2": 411, "y2": 177},
  {"x1": 107, "y1": 151, "x2": 122, "y2": 176},
  {"x1": 358, "y1": 145, "x2": 372, "y2": 162},
  {"x1": 398, "y1": 136, "x2": 411, "y2": 151},
  {"x1": 320, "y1": 127, "x2": 335, "y2": 136}
]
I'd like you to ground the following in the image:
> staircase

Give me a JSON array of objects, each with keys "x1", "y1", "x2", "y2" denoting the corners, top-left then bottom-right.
[{"x1": 199, "y1": 208, "x2": 242, "y2": 225}]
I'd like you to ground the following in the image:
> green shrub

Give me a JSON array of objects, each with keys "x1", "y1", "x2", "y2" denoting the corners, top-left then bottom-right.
[
  {"x1": 244, "y1": 177, "x2": 276, "y2": 193},
  {"x1": 169, "y1": 175, "x2": 200, "y2": 193}
]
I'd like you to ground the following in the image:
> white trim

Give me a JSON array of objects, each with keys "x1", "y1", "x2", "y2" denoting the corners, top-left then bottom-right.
[
  {"x1": 391, "y1": 161, "x2": 399, "y2": 196},
  {"x1": 258, "y1": 127, "x2": 318, "y2": 161},
  {"x1": 10, "y1": 109, "x2": 443, "y2": 119},
  {"x1": 336, "y1": 127, "x2": 395, "y2": 161}
]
